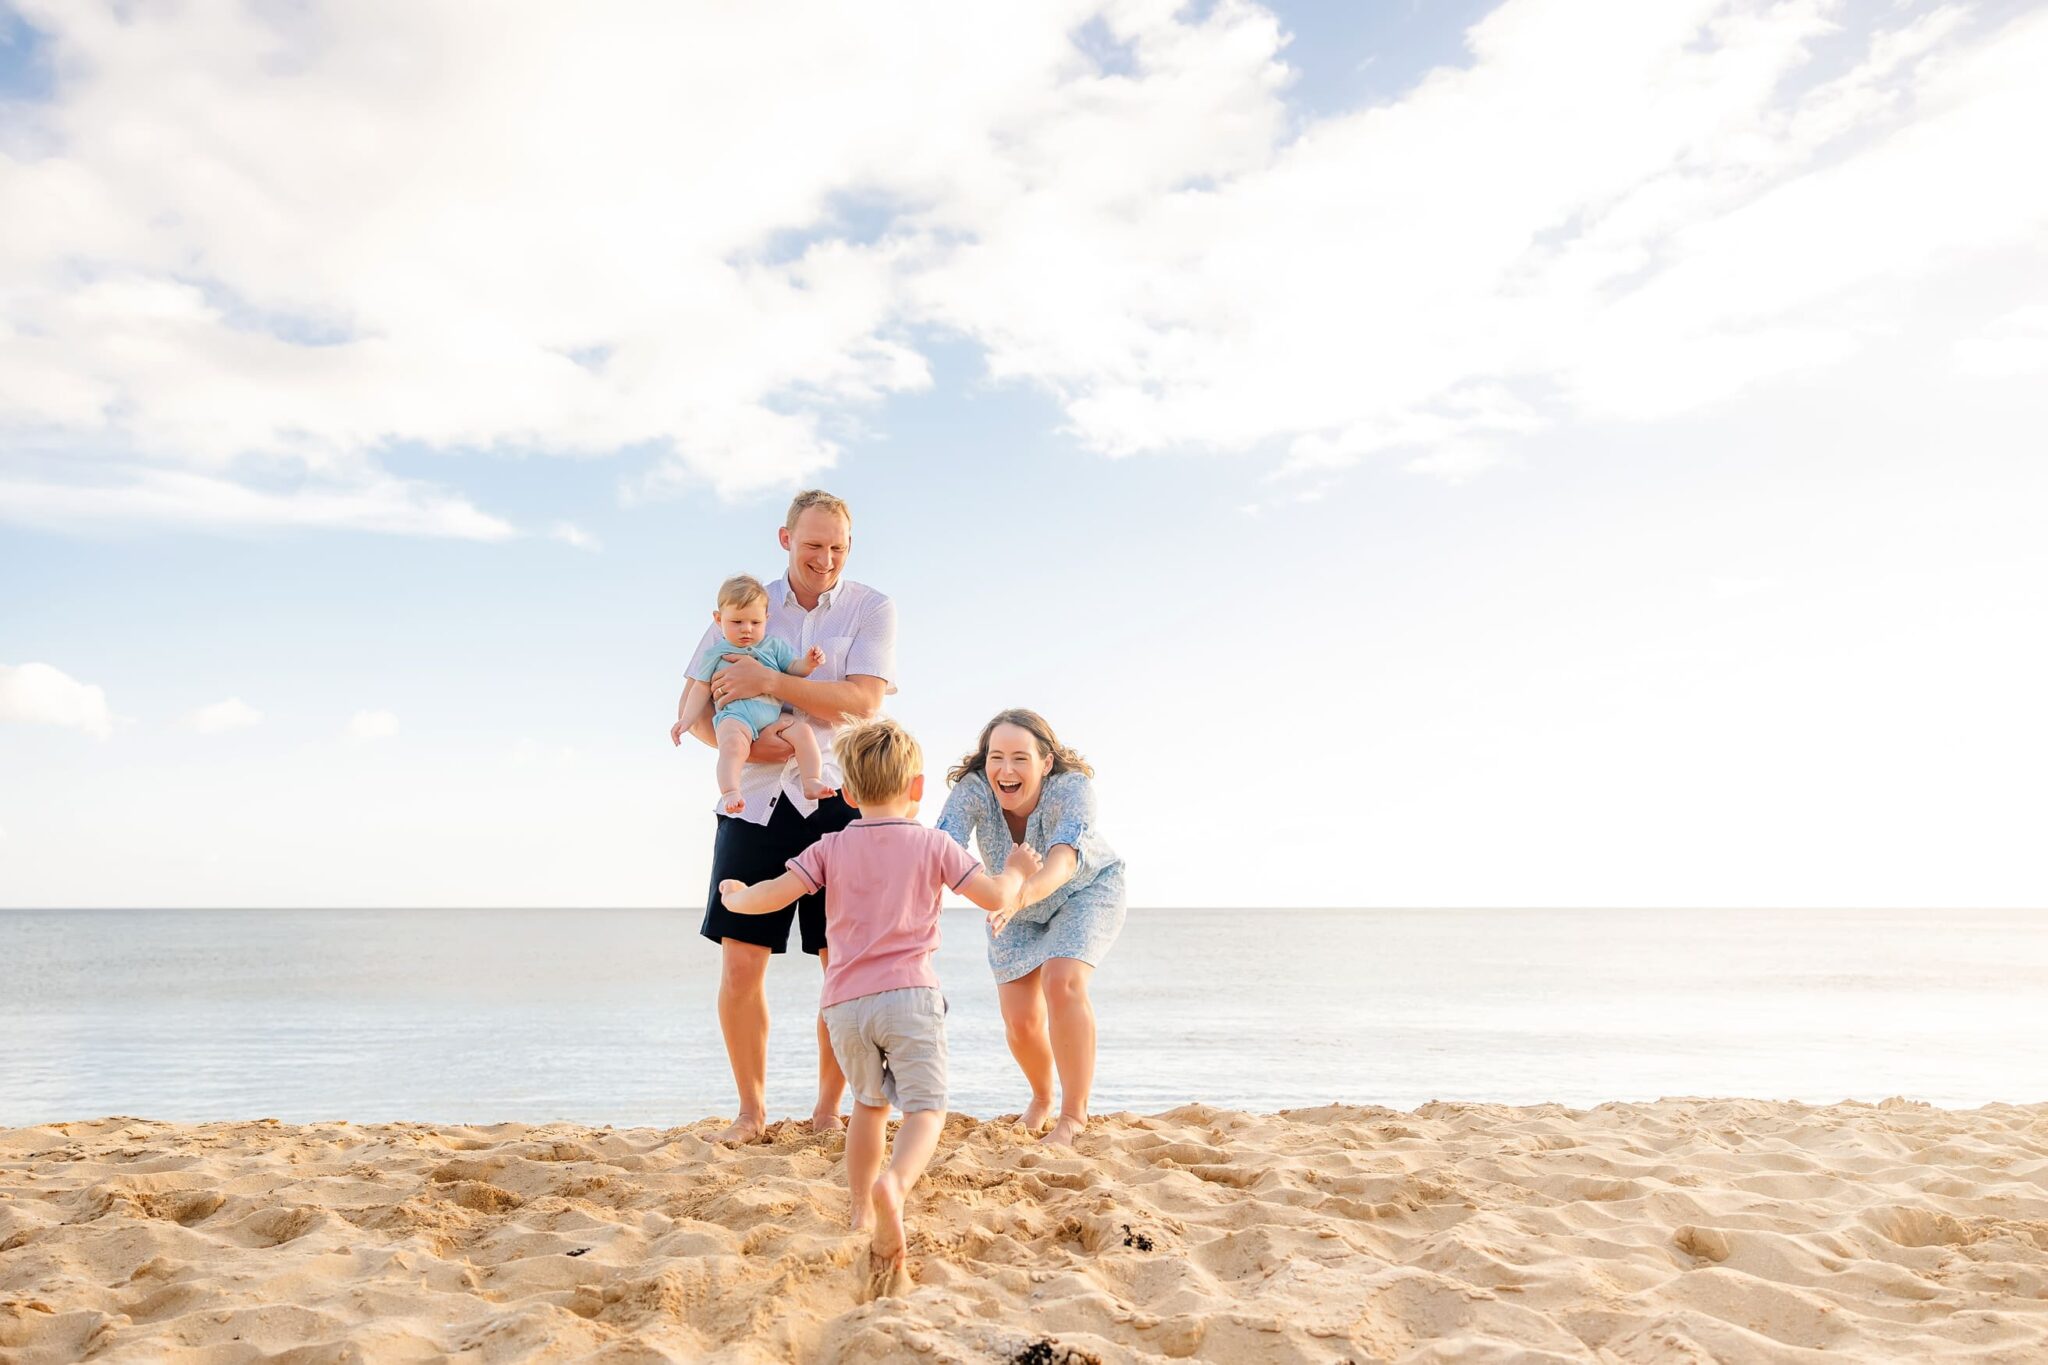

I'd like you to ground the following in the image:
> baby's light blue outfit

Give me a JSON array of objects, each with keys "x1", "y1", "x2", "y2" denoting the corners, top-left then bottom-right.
[
  {"x1": 689, "y1": 637, "x2": 796, "y2": 739},
  {"x1": 936, "y1": 770, "x2": 1126, "y2": 984}
]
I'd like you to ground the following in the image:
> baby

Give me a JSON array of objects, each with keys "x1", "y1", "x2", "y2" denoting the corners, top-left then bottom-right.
[
  {"x1": 718, "y1": 718, "x2": 1040, "y2": 1298},
  {"x1": 670, "y1": 574, "x2": 834, "y2": 814}
]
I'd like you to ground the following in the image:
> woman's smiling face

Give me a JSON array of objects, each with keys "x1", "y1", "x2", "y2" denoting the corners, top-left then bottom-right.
[{"x1": 985, "y1": 722, "x2": 1054, "y2": 816}]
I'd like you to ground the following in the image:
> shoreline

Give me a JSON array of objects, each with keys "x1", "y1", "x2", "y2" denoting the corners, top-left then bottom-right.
[{"x1": 4, "y1": 1099, "x2": 2046, "y2": 1362}]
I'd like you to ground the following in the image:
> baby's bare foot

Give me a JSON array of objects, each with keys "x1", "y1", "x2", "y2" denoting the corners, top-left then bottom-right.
[
  {"x1": 719, "y1": 789, "x2": 746, "y2": 814},
  {"x1": 711, "y1": 1114, "x2": 766, "y2": 1146},
  {"x1": 1041, "y1": 1114, "x2": 1086, "y2": 1148},
  {"x1": 801, "y1": 778, "x2": 836, "y2": 800}
]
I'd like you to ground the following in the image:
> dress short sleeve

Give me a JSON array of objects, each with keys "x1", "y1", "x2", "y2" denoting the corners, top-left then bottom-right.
[
  {"x1": 936, "y1": 776, "x2": 984, "y2": 851},
  {"x1": 1045, "y1": 773, "x2": 1095, "y2": 859}
]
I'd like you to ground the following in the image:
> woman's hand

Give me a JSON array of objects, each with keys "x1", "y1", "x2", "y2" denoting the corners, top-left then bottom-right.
[
  {"x1": 1007, "y1": 841, "x2": 1043, "y2": 882},
  {"x1": 670, "y1": 720, "x2": 687, "y2": 746}
]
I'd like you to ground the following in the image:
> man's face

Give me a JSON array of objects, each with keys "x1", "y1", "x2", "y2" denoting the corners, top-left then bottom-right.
[{"x1": 780, "y1": 508, "x2": 851, "y2": 596}]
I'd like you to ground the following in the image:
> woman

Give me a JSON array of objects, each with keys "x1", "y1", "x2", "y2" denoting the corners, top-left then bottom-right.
[{"x1": 938, "y1": 709, "x2": 1125, "y2": 1147}]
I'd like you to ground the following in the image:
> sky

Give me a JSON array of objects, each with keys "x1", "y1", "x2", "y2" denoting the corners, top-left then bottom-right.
[{"x1": 3, "y1": 0, "x2": 2045, "y2": 910}]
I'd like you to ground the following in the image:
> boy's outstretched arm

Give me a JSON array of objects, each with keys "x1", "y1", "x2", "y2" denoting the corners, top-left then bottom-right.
[
  {"x1": 720, "y1": 871, "x2": 808, "y2": 917},
  {"x1": 961, "y1": 843, "x2": 1042, "y2": 933}
]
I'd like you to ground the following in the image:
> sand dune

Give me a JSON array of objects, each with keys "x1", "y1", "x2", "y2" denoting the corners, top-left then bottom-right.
[{"x1": 3, "y1": 1099, "x2": 2046, "y2": 1362}]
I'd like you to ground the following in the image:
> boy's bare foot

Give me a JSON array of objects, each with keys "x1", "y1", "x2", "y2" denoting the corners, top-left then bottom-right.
[
  {"x1": 809, "y1": 1107, "x2": 845, "y2": 1135},
  {"x1": 864, "y1": 1172, "x2": 911, "y2": 1300},
  {"x1": 863, "y1": 1244, "x2": 909, "y2": 1301},
  {"x1": 801, "y1": 778, "x2": 837, "y2": 801},
  {"x1": 1018, "y1": 1096, "x2": 1055, "y2": 1132},
  {"x1": 711, "y1": 1114, "x2": 766, "y2": 1146},
  {"x1": 1041, "y1": 1114, "x2": 1086, "y2": 1148},
  {"x1": 719, "y1": 789, "x2": 746, "y2": 814}
]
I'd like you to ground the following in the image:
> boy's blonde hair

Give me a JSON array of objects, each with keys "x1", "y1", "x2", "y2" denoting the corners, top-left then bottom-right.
[
  {"x1": 834, "y1": 718, "x2": 921, "y2": 807},
  {"x1": 786, "y1": 489, "x2": 852, "y2": 531},
  {"x1": 717, "y1": 574, "x2": 768, "y2": 611}
]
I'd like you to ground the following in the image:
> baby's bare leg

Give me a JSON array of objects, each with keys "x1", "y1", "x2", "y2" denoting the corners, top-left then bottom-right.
[
  {"x1": 714, "y1": 718, "x2": 753, "y2": 813},
  {"x1": 782, "y1": 717, "x2": 834, "y2": 800}
]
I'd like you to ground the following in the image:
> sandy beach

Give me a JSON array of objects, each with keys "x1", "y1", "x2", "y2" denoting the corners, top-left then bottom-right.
[{"x1": 3, "y1": 1099, "x2": 2045, "y2": 1363}]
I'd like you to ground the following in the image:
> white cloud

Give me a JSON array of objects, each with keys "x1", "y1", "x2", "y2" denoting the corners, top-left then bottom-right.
[
  {"x1": 0, "y1": 661, "x2": 113, "y2": 738},
  {"x1": 344, "y1": 709, "x2": 399, "y2": 744},
  {"x1": 182, "y1": 697, "x2": 263, "y2": 734},
  {"x1": 1, "y1": 0, "x2": 2042, "y2": 535},
  {"x1": 548, "y1": 522, "x2": 600, "y2": 552},
  {"x1": 1954, "y1": 304, "x2": 2048, "y2": 380}
]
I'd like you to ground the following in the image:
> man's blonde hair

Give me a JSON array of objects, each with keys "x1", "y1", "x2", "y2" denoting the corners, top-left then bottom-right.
[
  {"x1": 833, "y1": 718, "x2": 921, "y2": 807},
  {"x1": 786, "y1": 489, "x2": 852, "y2": 531},
  {"x1": 716, "y1": 574, "x2": 768, "y2": 610}
]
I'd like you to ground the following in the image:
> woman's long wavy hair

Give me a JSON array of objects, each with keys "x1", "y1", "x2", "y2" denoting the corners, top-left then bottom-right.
[{"x1": 948, "y1": 708, "x2": 1094, "y2": 787}]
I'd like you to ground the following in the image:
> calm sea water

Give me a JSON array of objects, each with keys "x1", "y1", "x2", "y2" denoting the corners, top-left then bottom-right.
[{"x1": 1, "y1": 908, "x2": 2042, "y2": 1127}]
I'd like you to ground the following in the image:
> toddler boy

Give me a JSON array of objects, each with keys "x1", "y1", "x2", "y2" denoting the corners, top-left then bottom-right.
[{"x1": 719, "y1": 718, "x2": 1038, "y2": 1297}]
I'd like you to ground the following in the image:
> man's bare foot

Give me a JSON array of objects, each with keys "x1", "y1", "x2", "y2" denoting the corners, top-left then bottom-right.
[
  {"x1": 1041, "y1": 1114, "x2": 1086, "y2": 1148},
  {"x1": 711, "y1": 1114, "x2": 766, "y2": 1145},
  {"x1": 864, "y1": 1172, "x2": 911, "y2": 1300},
  {"x1": 809, "y1": 1108, "x2": 845, "y2": 1135},
  {"x1": 719, "y1": 789, "x2": 746, "y2": 814},
  {"x1": 801, "y1": 778, "x2": 837, "y2": 800},
  {"x1": 1018, "y1": 1096, "x2": 1055, "y2": 1132}
]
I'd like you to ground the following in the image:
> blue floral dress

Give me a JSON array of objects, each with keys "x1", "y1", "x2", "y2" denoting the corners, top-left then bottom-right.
[{"x1": 936, "y1": 770, "x2": 1127, "y2": 983}]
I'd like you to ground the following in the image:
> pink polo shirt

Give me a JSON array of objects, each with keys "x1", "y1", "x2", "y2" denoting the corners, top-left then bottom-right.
[{"x1": 787, "y1": 819, "x2": 982, "y2": 1009}]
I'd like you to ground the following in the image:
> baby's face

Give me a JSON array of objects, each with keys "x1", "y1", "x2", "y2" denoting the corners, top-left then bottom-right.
[{"x1": 716, "y1": 601, "x2": 768, "y2": 647}]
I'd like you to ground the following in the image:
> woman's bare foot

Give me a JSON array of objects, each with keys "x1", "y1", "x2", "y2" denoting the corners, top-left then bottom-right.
[
  {"x1": 809, "y1": 1107, "x2": 846, "y2": 1135},
  {"x1": 864, "y1": 1171, "x2": 911, "y2": 1300},
  {"x1": 1041, "y1": 1114, "x2": 1086, "y2": 1148},
  {"x1": 711, "y1": 1113, "x2": 766, "y2": 1146},
  {"x1": 719, "y1": 789, "x2": 746, "y2": 814},
  {"x1": 1017, "y1": 1095, "x2": 1055, "y2": 1133}
]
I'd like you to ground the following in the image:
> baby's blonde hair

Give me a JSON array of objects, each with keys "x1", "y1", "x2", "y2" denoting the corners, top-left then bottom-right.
[
  {"x1": 833, "y1": 718, "x2": 921, "y2": 807},
  {"x1": 717, "y1": 574, "x2": 768, "y2": 611}
]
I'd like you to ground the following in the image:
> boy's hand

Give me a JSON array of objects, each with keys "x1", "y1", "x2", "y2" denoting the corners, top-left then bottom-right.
[
  {"x1": 718, "y1": 878, "x2": 746, "y2": 906},
  {"x1": 804, "y1": 645, "x2": 826, "y2": 672},
  {"x1": 1007, "y1": 842, "x2": 1042, "y2": 880}
]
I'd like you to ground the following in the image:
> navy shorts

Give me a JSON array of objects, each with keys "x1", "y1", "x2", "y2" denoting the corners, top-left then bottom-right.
[{"x1": 700, "y1": 793, "x2": 856, "y2": 955}]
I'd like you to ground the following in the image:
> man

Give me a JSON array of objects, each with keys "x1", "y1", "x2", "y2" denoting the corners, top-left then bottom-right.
[{"x1": 674, "y1": 489, "x2": 896, "y2": 1143}]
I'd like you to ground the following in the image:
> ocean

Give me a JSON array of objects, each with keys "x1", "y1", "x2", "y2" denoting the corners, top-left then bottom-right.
[{"x1": 1, "y1": 908, "x2": 2041, "y2": 1127}]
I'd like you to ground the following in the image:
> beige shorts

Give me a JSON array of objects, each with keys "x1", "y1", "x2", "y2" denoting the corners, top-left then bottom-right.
[{"x1": 821, "y1": 986, "x2": 948, "y2": 1114}]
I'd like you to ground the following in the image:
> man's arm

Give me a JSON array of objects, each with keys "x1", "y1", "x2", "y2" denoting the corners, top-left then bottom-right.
[
  {"x1": 710, "y1": 662, "x2": 887, "y2": 728},
  {"x1": 719, "y1": 871, "x2": 809, "y2": 917}
]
